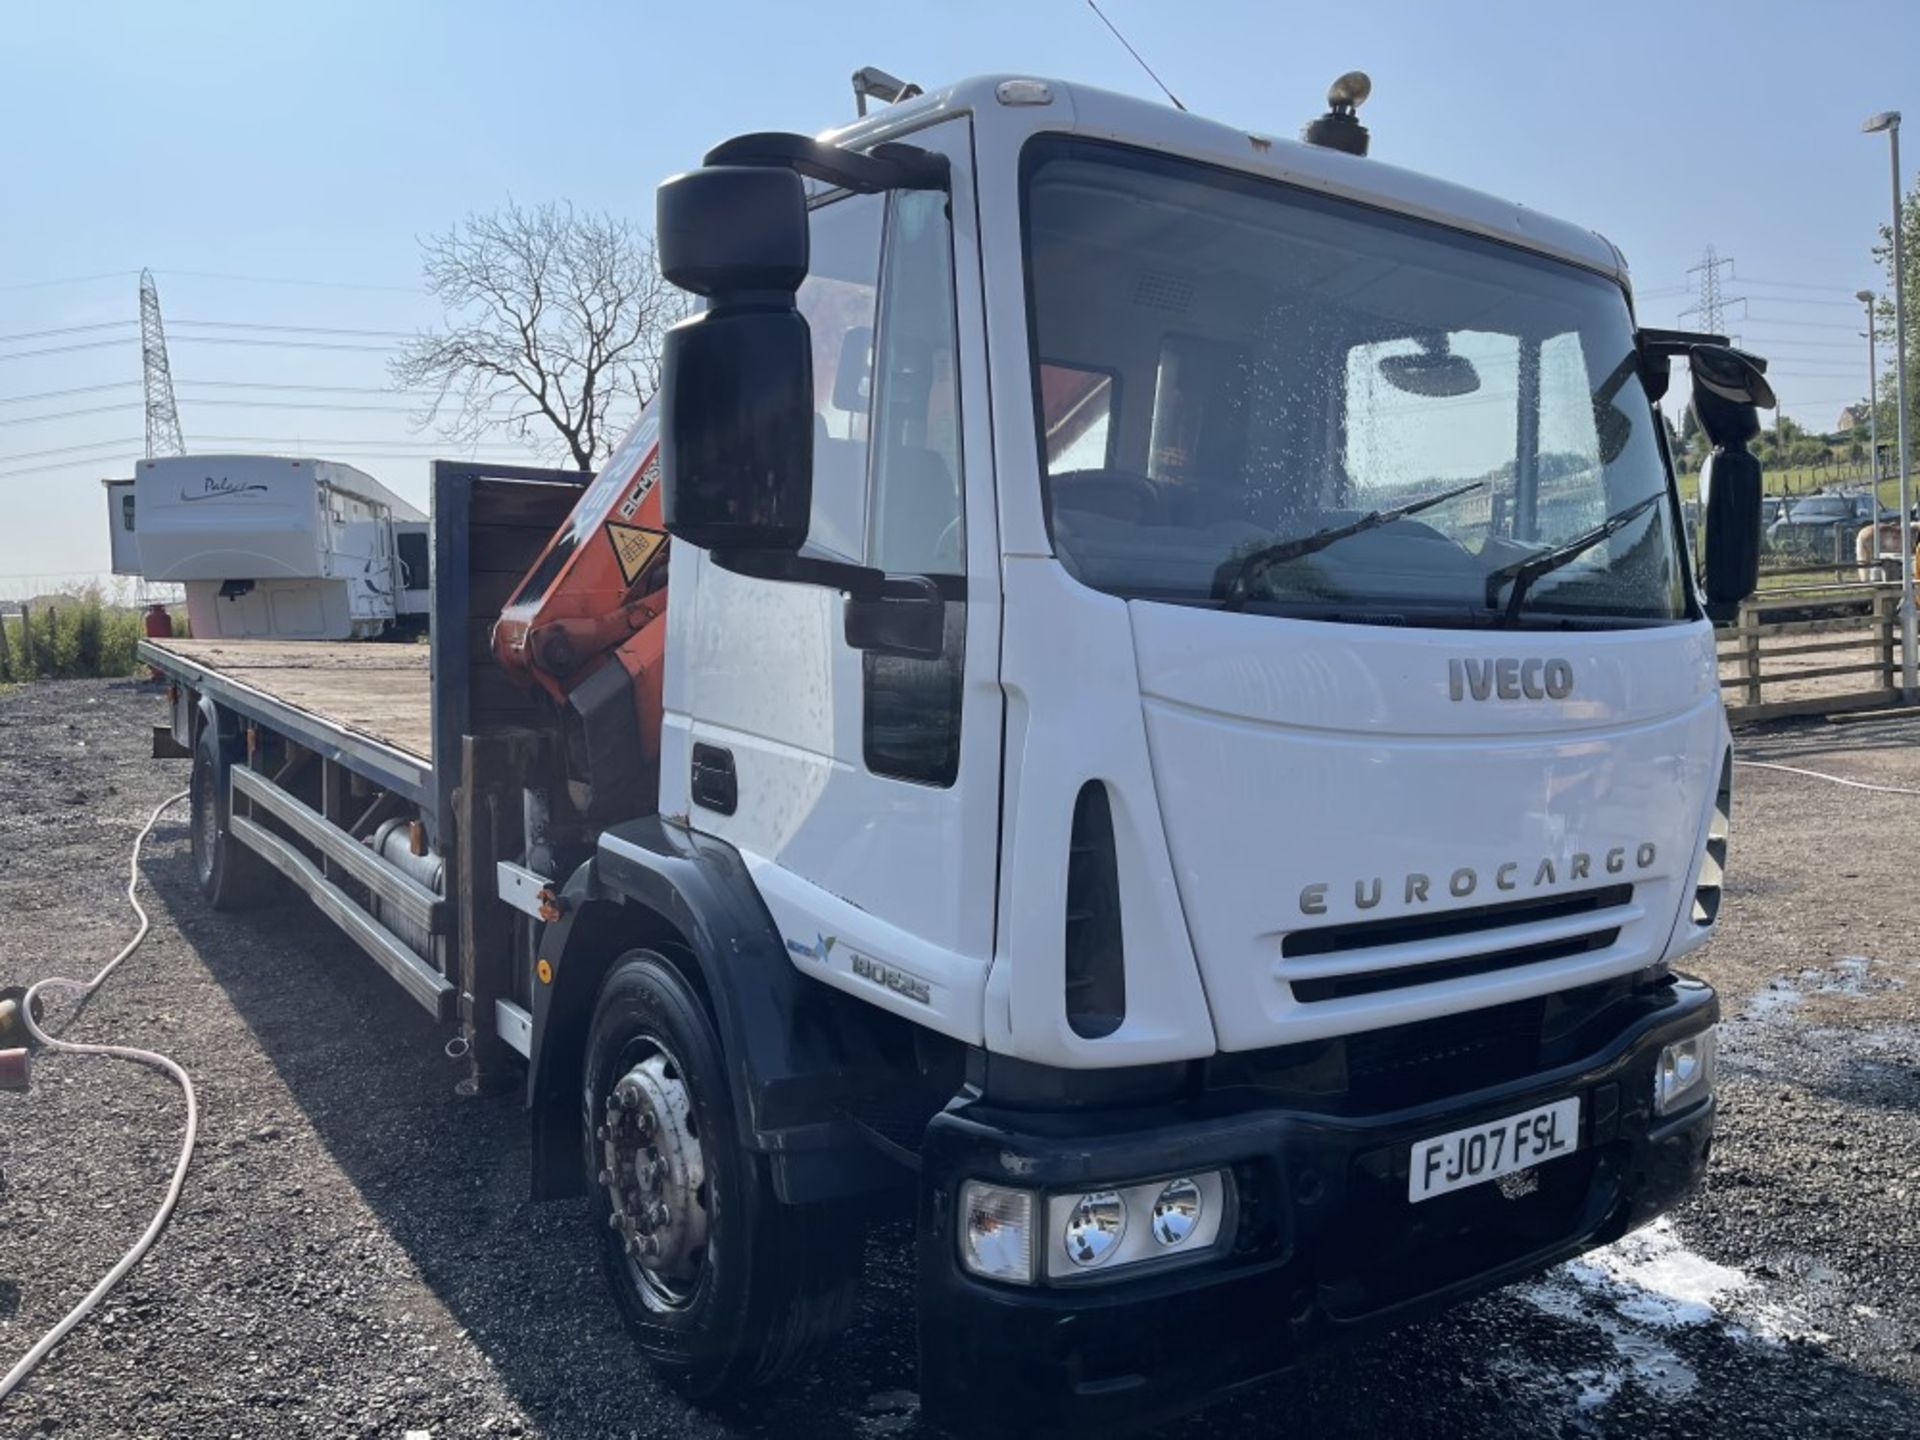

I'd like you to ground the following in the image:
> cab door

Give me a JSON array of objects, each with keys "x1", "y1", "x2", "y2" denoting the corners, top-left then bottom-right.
[{"x1": 661, "y1": 115, "x2": 1003, "y2": 1045}]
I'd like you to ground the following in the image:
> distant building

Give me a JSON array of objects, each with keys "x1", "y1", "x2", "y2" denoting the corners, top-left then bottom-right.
[{"x1": 1836, "y1": 404, "x2": 1871, "y2": 431}]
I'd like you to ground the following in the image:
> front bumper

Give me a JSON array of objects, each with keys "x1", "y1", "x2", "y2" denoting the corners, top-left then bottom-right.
[{"x1": 917, "y1": 976, "x2": 1716, "y2": 1435}]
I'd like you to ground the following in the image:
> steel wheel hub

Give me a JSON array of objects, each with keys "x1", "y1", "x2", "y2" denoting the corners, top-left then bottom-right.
[{"x1": 598, "y1": 1048, "x2": 709, "y2": 1307}]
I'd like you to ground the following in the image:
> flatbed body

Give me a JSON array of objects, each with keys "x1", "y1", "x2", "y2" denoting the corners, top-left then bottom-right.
[
  {"x1": 145, "y1": 638, "x2": 432, "y2": 759},
  {"x1": 142, "y1": 636, "x2": 434, "y2": 808}
]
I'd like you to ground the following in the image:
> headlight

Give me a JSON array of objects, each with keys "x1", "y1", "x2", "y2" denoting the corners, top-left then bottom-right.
[
  {"x1": 959, "y1": 1181, "x2": 1035, "y2": 1284},
  {"x1": 1063, "y1": 1190, "x2": 1127, "y2": 1267},
  {"x1": 1044, "y1": 1171, "x2": 1228, "y2": 1279},
  {"x1": 1654, "y1": 1028, "x2": 1717, "y2": 1115},
  {"x1": 1150, "y1": 1177, "x2": 1203, "y2": 1246}
]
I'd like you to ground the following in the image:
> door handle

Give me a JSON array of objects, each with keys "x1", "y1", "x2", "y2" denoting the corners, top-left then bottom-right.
[{"x1": 690, "y1": 743, "x2": 737, "y2": 815}]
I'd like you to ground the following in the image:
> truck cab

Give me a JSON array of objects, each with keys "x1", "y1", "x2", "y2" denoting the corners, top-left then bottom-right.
[{"x1": 543, "y1": 73, "x2": 1759, "y2": 1429}]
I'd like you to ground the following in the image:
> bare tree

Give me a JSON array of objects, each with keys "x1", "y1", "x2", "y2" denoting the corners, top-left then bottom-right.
[{"x1": 394, "y1": 201, "x2": 688, "y2": 470}]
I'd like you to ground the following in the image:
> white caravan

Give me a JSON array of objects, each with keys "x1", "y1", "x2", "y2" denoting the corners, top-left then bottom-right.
[{"x1": 107, "y1": 455, "x2": 428, "y2": 639}]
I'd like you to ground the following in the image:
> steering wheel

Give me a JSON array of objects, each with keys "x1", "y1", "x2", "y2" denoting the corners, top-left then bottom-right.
[{"x1": 1048, "y1": 468, "x2": 1164, "y2": 525}]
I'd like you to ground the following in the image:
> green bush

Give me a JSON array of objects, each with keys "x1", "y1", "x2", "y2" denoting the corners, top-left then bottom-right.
[{"x1": 0, "y1": 586, "x2": 186, "y2": 683}]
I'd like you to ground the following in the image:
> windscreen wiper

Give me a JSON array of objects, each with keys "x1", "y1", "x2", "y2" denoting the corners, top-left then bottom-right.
[
  {"x1": 1218, "y1": 479, "x2": 1487, "y2": 611},
  {"x1": 1482, "y1": 491, "x2": 1664, "y2": 626}
]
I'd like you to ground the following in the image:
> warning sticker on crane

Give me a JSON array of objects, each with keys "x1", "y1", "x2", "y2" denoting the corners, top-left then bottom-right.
[{"x1": 605, "y1": 523, "x2": 664, "y2": 586}]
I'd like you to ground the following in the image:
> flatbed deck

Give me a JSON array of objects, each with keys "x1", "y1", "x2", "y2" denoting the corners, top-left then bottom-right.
[
  {"x1": 139, "y1": 637, "x2": 436, "y2": 808},
  {"x1": 146, "y1": 638, "x2": 431, "y2": 757}
]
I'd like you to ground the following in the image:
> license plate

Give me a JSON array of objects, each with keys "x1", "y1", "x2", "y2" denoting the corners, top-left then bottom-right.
[{"x1": 1408, "y1": 1096, "x2": 1580, "y2": 1203}]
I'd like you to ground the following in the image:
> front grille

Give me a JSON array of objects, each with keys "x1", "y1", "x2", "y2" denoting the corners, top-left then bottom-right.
[
  {"x1": 1292, "y1": 929, "x2": 1618, "y2": 1002},
  {"x1": 1283, "y1": 884, "x2": 1632, "y2": 959},
  {"x1": 1346, "y1": 995, "x2": 1548, "y2": 1102},
  {"x1": 1281, "y1": 883, "x2": 1634, "y2": 1003},
  {"x1": 1204, "y1": 971, "x2": 1660, "y2": 1114}
]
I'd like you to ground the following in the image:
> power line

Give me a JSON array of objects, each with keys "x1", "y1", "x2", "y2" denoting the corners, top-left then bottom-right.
[
  {"x1": 179, "y1": 379, "x2": 434, "y2": 396},
  {"x1": 1743, "y1": 338, "x2": 1868, "y2": 352},
  {"x1": 0, "y1": 382, "x2": 140, "y2": 407},
  {"x1": 0, "y1": 334, "x2": 399, "y2": 363},
  {"x1": 171, "y1": 319, "x2": 417, "y2": 339},
  {"x1": 154, "y1": 268, "x2": 422, "y2": 294},
  {"x1": 0, "y1": 435, "x2": 143, "y2": 465},
  {"x1": 0, "y1": 270, "x2": 135, "y2": 293},
  {"x1": 0, "y1": 320, "x2": 137, "y2": 346},
  {"x1": 170, "y1": 336, "x2": 398, "y2": 353},
  {"x1": 182, "y1": 398, "x2": 431, "y2": 414},
  {"x1": 189, "y1": 432, "x2": 540, "y2": 449},
  {"x1": 1738, "y1": 317, "x2": 1861, "y2": 332},
  {"x1": 1736, "y1": 275, "x2": 1861, "y2": 294},
  {"x1": 0, "y1": 402, "x2": 142, "y2": 426},
  {"x1": 0, "y1": 319, "x2": 414, "y2": 348},
  {"x1": 1739, "y1": 294, "x2": 1855, "y2": 309},
  {"x1": 0, "y1": 395, "x2": 518, "y2": 426},
  {"x1": 0, "y1": 338, "x2": 139, "y2": 362},
  {"x1": 0, "y1": 442, "x2": 543, "y2": 482},
  {"x1": 0, "y1": 381, "x2": 440, "y2": 407}
]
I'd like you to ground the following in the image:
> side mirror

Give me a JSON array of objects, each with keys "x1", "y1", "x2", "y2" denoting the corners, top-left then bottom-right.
[
  {"x1": 657, "y1": 165, "x2": 815, "y2": 553},
  {"x1": 1690, "y1": 344, "x2": 1773, "y2": 621},
  {"x1": 1701, "y1": 450, "x2": 1761, "y2": 621}
]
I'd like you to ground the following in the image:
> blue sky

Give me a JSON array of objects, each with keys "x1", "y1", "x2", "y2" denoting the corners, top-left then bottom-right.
[{"x1": 3, "y1": 0, "x2": 1915, "y2": 586}]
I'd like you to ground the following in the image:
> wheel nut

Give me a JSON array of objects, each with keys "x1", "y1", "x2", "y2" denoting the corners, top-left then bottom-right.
[
  {"x1": 596, "y1": 1169, "x2": 611, "y2": 1188},
  {"x1": 651, "y1": 1203, "x2": 670, "y2": 1228}
]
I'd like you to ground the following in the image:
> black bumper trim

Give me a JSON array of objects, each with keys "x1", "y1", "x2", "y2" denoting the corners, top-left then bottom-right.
[{"x1": 917, "y1": 977, "x2": 1717, "y2": 1435}]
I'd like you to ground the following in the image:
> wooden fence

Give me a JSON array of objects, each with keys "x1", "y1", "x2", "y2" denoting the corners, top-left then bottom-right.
[{"x1": 1719, "y1": 583, "x2": 1902, "y2": 722}]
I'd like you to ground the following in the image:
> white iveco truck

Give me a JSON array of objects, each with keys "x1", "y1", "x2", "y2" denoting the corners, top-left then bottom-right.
[{"x1": 140, "y1": 71, "x2": 1769, "y2": 1434}]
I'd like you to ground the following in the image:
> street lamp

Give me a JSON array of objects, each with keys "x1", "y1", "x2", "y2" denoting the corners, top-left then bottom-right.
[
  {"x1": 1857, "y1": 289, "x2": 1880, "y2": 511},
  {"x1": 1864, "y1": 110, "x2": 1914, "y2": 700}
]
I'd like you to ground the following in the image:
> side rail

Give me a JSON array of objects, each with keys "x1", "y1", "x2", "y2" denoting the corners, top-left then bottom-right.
[
  {"x1": 137, "y1": 651, "x2": 460, "y2": 1026},
  {"x1": 227, "y1": 766, "x2": 454, "y2": 1019},
  {"x1": 221, "y1": 720, "x2": 542, "y2": 1079},
  {"x1": 1717, "y1": 584, "x2": 1900, "y2": 722}
]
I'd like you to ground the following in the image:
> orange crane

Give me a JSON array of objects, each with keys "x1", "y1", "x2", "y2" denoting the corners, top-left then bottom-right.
[{"x1": 490, "y1": 408, "x2": 671, "y2": 788}]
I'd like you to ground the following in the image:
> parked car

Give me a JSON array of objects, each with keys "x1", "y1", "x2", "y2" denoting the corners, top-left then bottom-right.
[{"x1": 1765, "y1": 493, "x2": 1896, "y2": 558}]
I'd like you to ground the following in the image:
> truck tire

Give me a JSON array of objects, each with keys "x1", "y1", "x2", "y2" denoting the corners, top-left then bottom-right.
[
  {"x1": 190, "y1": 728, "x2": 278, "y2": 910},
  {"x1": 583, "y1": 950, "x2": 864, "y2": 1400}
]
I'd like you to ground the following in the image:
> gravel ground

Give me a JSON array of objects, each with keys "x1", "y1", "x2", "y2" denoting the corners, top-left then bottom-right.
[{"x1": 1, "y1": 679, "x2": 1916, "y2": 1439}]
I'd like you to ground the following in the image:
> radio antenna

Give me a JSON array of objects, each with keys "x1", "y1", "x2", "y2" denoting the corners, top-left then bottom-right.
[{"x1": 1086, "y1": 0, "x2": 1186, "y2": 112}]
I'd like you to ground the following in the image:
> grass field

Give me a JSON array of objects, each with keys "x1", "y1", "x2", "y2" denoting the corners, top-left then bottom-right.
[{"x1": 0, "y1": 585, "x2": 187, "y2": 682}]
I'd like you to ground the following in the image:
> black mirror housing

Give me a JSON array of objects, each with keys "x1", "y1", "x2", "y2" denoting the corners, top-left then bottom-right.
[
  {"x1": 654, "y1": 135, "x2": 946, "y2": 577},
  {"x1": 657, "y1": 165, "x2": 808, "y2": 297},
  {"x1": 659, "y1": 306, "x2": 814, "y2": 552},
  {"x1": 656, "y1": 159, "x2": 815, "y2": 555},
  {"x1": 1689, "y1": 343, "x2": 1773, "y2": 621},
  {"x1": 1701, "y1": 449, "x2": 1762, "y2": 621}
]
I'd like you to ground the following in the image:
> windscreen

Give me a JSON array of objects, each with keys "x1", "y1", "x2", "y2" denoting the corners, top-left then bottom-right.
[{"x1": 1023, "y1": 138, "x2": 1690, "y2": 628}]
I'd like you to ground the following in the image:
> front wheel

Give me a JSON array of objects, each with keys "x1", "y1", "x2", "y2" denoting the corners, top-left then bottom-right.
[{"x1": 583, "y1": 950, "x2": 865, "y2": 1400}]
